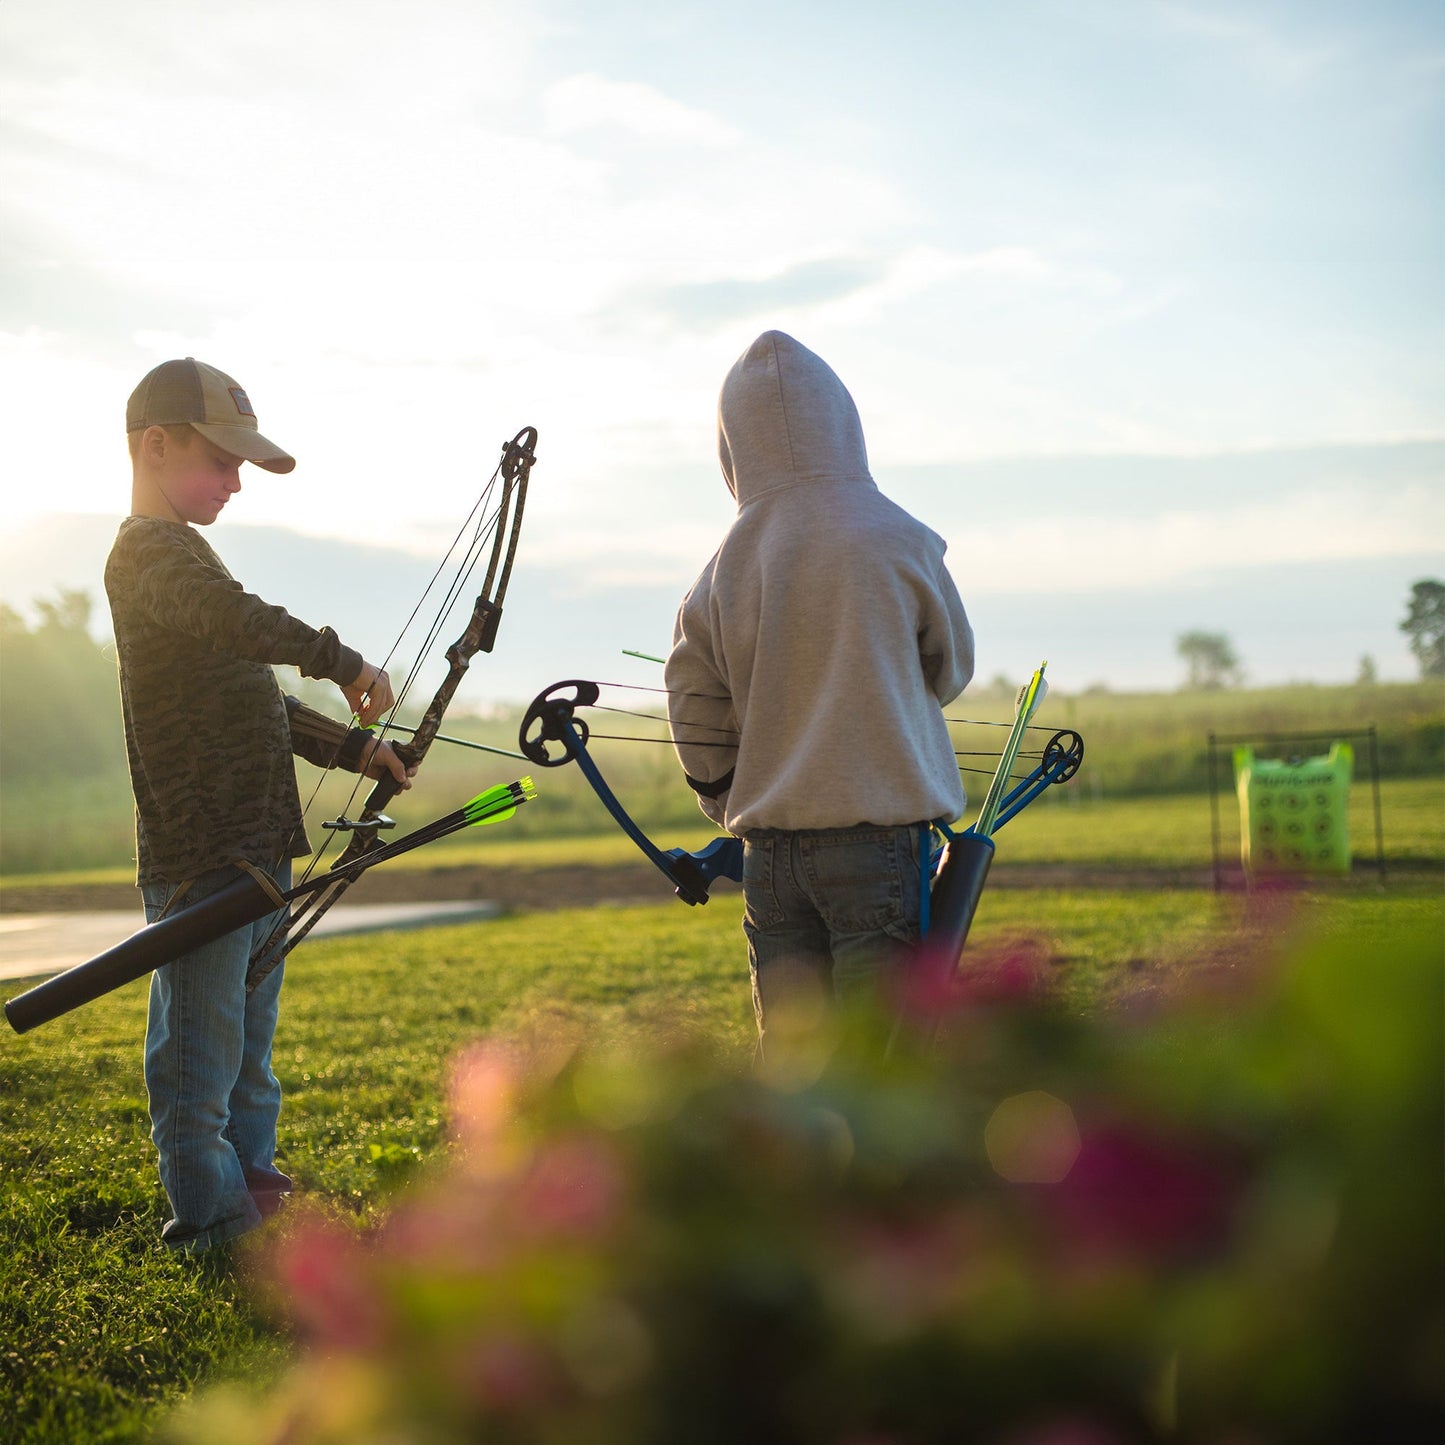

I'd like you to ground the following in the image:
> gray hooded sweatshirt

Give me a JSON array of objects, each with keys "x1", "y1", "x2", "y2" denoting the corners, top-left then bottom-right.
[{"x1": 666, "y1": 330, "x2": 974, "y2": 834}]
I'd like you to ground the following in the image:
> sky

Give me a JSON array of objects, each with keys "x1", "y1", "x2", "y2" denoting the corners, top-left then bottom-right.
[{"x1": 2, "y1": 0, "x2": 1442, "y2": 699}]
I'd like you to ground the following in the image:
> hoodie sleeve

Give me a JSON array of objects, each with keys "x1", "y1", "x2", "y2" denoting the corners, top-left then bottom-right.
[
  {"x1": 919, "y1": 556, "x2": 975, "y2": 706},
  {"x1": 666, "y1": 570, "x2": 739, "y2": 830}
]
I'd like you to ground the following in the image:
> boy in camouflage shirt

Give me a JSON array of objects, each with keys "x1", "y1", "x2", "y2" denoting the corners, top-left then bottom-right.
[{"x1": 107, "y1": 357, "x2": 412, "y2": 1254}]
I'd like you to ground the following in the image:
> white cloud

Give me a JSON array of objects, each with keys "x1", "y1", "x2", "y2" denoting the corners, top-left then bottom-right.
[
  {"x1": 542, "y1": 73, "x2": 741, "y2": 147},
  {"x1": 1149, "y1": 2, "x2": 1344, "y2": 85},
  {"x1": 949, "y1": 484, "x2": 1445, "y2": 595}
]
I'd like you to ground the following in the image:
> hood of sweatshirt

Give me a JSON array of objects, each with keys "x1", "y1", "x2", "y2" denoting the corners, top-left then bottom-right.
[{"x1": 717, "y1": 331, "x2": 873, "y2": 506}]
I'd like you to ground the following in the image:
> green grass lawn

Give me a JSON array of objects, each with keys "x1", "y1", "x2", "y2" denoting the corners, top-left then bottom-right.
[
  {"x1": 987, "y1": 773, "x2": 1444, "y2": 869},
  {"x1": 3, "y1": 882, "x2": 1442, "y2": 1442},
  {"x1": 7, "y1": 777, "x2": 1438, "y2": 896}
]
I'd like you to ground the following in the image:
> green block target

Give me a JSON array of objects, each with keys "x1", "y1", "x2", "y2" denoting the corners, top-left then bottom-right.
[{"x1": 1233, "y1": 742, "x2": 1353, "y2": 876}]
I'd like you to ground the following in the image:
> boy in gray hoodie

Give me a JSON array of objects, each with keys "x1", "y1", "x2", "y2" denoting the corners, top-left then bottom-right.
[{"x1": 666, "y1": 331, "x2": 974, "y2": 1046}]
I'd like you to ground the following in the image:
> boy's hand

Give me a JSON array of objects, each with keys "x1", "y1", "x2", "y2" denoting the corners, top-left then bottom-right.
[
  {"x1": 343, "y1": 661, "x2": 395, "y2": 726},
  {"x1": 360, "y1": 737, "x2": 417, "y2": 790}
]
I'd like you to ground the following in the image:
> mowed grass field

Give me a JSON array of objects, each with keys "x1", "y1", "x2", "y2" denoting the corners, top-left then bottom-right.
[{"x1": 8, "y1": 777, "x2": 1440, "y2": 898}]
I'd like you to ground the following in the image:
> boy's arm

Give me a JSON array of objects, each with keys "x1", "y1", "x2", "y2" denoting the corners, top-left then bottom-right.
[
  {"x1": 123, "y1": 522, "x2": 364, "y2": 687},
  {"x1": 122, "y1": 521, "x2": 394, "y2": 723},
  {"x1": 284, "y1": 697, "x2": 414, "y2": 787},
  {"x1": 665, "y1": 583, "x2": 738, "y2": 829},
  {"x1": 285, "y1": 697, "x2": 373, "y2": 770},
  {"x1": 919, "y1": 561, "x2": 975, "y2": 706}
]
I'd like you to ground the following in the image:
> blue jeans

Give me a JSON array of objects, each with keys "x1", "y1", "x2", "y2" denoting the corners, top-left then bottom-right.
[
  {"x1": 142, "y1": 860, "x2": 291, "y2": 1254},
  {"x1": 741, "y1": 824, "x2": 924, "y2": 1043}
]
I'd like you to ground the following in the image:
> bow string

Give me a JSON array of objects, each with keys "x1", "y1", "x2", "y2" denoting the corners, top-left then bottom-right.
[{"x1": 245, "y1": 425, "x2": 538, "y2": 989}]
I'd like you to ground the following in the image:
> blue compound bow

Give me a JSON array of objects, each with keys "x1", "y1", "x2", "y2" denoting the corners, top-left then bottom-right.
[{"x1": 517, "y1": 662, "x2": 1084, "y2": 953}]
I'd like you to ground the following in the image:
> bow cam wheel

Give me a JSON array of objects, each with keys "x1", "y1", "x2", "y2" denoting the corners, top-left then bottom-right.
[{"x1": 1042, "y1": 729, "x2": 1084, "y2": 783}]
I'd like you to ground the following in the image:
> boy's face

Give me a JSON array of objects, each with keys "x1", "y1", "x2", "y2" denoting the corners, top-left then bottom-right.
[{"x1": 149, "y1": 427, "x2": 246, "y2": 526}]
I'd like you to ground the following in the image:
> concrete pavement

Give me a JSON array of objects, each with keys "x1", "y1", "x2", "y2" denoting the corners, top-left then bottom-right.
[{"x1": 0, "y1": 901, "x2": 501, "y2": 984}]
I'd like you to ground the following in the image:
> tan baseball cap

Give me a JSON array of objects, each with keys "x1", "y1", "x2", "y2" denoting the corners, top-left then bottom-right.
[{"x1": 126, "y1": 357, "x2": 296, "y2": 474}]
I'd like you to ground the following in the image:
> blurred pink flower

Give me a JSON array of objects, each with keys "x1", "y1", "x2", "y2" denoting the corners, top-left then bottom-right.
[
  {"x1": 448, "y1": 1040, "x2": 523, "y2": 1152},
  {"x1": 378, "y1": 1181, "x2": 510, "y2": 1274},
  {"x1": 508, "y1": 1131, "x2": 628, "y2": 1242},
  {"x1": 454, "y1": 1329, "x2": 561, "y2": 1414},
  {"x1": 271, "y1": 1217, "x2": 390, "y2": 1352},
  {"x1": 959, "y1": 941, "x2": 1051, "y2": 1007},
  {"x1": 897, "y1": 938, "x2": 1051, "y2": 1023},
  {"x1": 1044, "y1": 1122, "x2": 1244, "y2": 1263}
]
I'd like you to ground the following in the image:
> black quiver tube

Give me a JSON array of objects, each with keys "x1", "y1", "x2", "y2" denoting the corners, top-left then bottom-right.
[
  {"x1": 4, "y1": 866, "x2": 287, "y2": 1035},
  {"x1": 924, "y1": 831, "x2": 995, "y2": 975}
]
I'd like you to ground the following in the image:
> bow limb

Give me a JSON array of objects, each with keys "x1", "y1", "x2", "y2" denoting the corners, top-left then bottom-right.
[
  {"x1": 369, "y1": 423, "x2": 534, "y2": 791},
  {"x1": 518, "y1": 678, "x2": 742, "y2": 906},
  {"x1": 244, "y1": 427, "x2": 537, "y2": 989}
]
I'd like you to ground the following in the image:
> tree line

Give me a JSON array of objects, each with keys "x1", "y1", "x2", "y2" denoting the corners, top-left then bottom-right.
[
  {"x1": 0, "y1": 588, "x2": 127, "y2": 783},
  {"x1": 1176, "y1": 578, "x2": 1444, "y2": 690},
  {"x1": 3, "y1": 578, "x2": 1441, "y2": 789}
]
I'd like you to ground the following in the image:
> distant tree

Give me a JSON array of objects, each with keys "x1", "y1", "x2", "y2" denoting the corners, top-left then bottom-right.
[
  {"x1": 1355, "y1": 654, "x2": 1378, "y2": 686},
  {"x1": 1176, "y1": 631, "x2": 1242, "y2": 690},
  {"x1": 0, "y1": 601, "x2": 26, "y2": 642},
  {"x1": 1400, "y1": 579, "x2": 1445, "y2": 679},
  {"x1": 0, "y1": 589, "x2": 123, "y2": 780},
  {"x1": 33, "y1": 587, "x2": 94, "y2": 634}
]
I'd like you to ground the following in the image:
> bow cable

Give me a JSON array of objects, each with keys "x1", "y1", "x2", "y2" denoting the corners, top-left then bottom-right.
[
  {"x1": 288, "y1": 456, "x2": 517, "y2": 887},
  {"x1": 547, "y1": 677, "x2": 1065, "y2": 784}
]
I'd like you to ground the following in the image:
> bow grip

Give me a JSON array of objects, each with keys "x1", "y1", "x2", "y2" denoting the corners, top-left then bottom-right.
[{"x1": 664, "y1": 836, "x2": 744, "y2": 906}]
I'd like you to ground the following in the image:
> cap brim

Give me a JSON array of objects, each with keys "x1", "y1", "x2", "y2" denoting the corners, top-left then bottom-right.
[{"x1": 192, "y1": 422, "x2": 296, "y2": 474}]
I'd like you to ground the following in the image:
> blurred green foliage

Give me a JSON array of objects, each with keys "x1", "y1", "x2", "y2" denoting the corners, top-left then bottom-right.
[
  {"x1": 165, "y1": 911, "x2": 1444, "y2": 1445},
  {"x1": 0, "y1": 591, "x2": 128, "y2": 783}
]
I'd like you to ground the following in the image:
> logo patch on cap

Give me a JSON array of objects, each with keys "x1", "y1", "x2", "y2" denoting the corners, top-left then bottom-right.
[{"x1": 229, "y1": 387, "x2": 256, "y2": 418}]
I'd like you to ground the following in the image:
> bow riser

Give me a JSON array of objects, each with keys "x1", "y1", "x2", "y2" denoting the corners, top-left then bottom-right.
[{"x1": 355, "y1": 591, "x2": 499, "y2": 827}]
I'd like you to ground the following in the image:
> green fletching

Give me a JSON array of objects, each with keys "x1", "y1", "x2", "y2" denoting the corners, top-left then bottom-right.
[
  {"x1": 463, "y1": 784, "x2": 514, "y2": 825},
  {"x1": 461, "y1": 777, "x2": 537, "y2": 827}
]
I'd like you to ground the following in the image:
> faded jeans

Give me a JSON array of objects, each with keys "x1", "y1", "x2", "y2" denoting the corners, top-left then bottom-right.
[
  {"x1": 142, "y1": 860, "x2": 291, "y2": 1254},
  {"x1": 741, "y1": 824, "x2": 925, "y2": 1045}
]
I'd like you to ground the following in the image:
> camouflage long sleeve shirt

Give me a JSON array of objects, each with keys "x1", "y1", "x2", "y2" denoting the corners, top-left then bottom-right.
[{"x1": 105, "y1": 516, "x2": 368, "y2": 886}]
